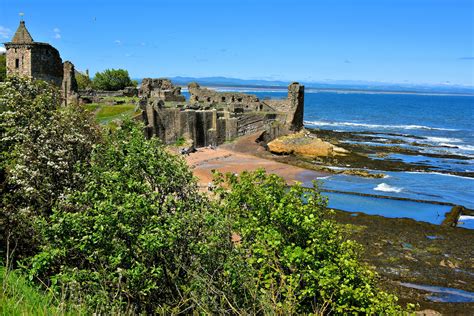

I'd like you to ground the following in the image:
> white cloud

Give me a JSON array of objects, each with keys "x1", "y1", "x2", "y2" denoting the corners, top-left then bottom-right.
[
  {"x1": 53, "y1": 27, "x2": 61, "y2": 39},
  {"x1": 0, "y1": 26, "x2": 12, "y2": 39},
  {"x1": 0, "y1": 46, "x2": 6, "y2": 54}
]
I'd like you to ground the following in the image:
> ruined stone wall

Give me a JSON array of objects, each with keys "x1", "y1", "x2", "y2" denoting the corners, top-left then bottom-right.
[
  {"x1": 188, "y1": 82, "x2": 263, "y2": 111},
  {"x1": 141, "y1": 104, "x2": 220, "y2": 147},
  {"x1": 140, "y1": 78, "x2": 185, "y2": 102},
  {"x1": 30, "y1": 43, "x2": 63, "y2": 86},
  {"x1": 4, "y1": 44, "x2": 32, "y2": 77},
  {"x1": 62, "y1": 61, "x2": 78, "y2": 106},
  {"x1": 263, "y1": 83, "x2": 304, "y2": 131},
  {"x1": 77, "y1": 88, "x2": 138, "y2": 104},
  {"x1": 140, "y1": 81, "x2": 304, "y2": 148}
]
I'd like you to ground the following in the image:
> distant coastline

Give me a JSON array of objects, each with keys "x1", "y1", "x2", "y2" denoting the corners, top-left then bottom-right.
[
  {"x1": 179, "y1": 84, "x2": 474, "y2": 97},
  {"x1": 147, "y1": 76, "x2": 474, "y2": 97}
]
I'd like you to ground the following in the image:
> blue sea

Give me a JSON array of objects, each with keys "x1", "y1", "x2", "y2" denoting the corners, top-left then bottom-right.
[
  {"x1": 187, "y1": 88, "x2": 474, "y2": 227},
  {"x1": 257, "y1": 90, "x2": 474, "y2": 227}
]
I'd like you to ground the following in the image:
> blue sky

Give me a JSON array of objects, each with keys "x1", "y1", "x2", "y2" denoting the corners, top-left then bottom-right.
[{"x1": 1, "y1": 0, "x2": 473, "y2": 86}]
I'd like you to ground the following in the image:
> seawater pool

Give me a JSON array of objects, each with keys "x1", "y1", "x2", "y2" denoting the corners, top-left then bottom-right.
[
  {"x1": 321, "y1": 192, "x2": 451, "y2": 225},
  {"x1": 400, "y1": 283, "x2": 474, "y2": 303},
  {"x1": 297, "y1": 169, "x2": 473, "y2": 228}
]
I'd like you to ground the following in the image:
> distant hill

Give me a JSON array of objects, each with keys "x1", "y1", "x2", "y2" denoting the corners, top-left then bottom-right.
[{"x1": 132, "y1": 76, "x2": 474, "y2": 96}]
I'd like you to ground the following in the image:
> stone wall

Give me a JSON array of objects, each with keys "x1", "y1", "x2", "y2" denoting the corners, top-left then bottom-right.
[
  {"x1": 140, "y1": 78, "x2": 185, "y2": 102},
  {"x1": 62, "y1": 61, "x2": 78, "y2": 106},
  {"x1": 77, "y1": 88, "x2": 138, "y2": 104},
  {"x1": 5, "y1": 21, "x2": 71, "y2": 99},
  {"x1": 188, "y1": 82, "x2": 269, "y2": 112},
  {"x1": 263, "y1": 82, "x2": 305, "y2": 131},
  {"x1": 30, "y1": 43, "x2": 63, "y2": 86},
  {"x1": 4, "y1": 44, "x2": 32, "y2": 77},
  {"x1": 140, "y1": 81, "x2": 305, "y2": 148}
]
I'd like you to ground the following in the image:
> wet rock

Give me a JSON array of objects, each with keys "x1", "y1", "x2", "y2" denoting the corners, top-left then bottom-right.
[{"x1": 441, "y1": 205, "x2": 464, "y2": 227}]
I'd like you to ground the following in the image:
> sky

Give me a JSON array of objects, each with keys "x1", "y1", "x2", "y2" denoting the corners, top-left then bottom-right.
[{"x1": 0, "y1": 0, "x2": 473, "y2": 86}]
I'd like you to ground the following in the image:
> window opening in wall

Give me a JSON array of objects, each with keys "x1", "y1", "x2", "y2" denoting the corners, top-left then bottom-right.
[{"x1": 15, "y1": 59, "x2": 20, "y2": 69}]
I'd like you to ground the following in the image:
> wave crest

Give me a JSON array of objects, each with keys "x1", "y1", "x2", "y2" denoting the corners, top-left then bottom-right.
[
  {"x1": 304, "y1": 120, "x2": 459, "y2": 131},
  {"x1": 374, "y1": 183, "x2": 403, "y2": 193}
]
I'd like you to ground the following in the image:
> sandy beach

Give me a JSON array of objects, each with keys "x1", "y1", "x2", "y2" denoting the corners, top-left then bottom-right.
[{"x1": 185, "y1": 146, "x2": 326, "y2": 189}]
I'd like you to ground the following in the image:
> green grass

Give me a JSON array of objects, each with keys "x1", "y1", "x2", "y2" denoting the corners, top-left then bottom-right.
[
  {"x1": 96, "y1": 104, "x2": 136, "y2": 121},
  {"x1": 0, "y1": 267, "x2": 84, "y2": 315},
  {"x1": 89, "y1": 104, "x2": 138, "y2": 124},
  {"x1": 83, "y1": 97, "x2": 140, "y2": 124},
  {"x1": 84, "y1": 103, "x2": 100, "y2": 112}
]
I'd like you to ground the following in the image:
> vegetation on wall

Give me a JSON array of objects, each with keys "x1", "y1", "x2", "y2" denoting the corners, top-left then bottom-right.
[{"x1": 0, "y1": 76, "x2": 407, "y2": 314}]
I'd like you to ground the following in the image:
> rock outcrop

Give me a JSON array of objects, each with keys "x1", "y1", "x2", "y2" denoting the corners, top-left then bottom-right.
[{"x1": 267, "y1": 131, "x2": 348, "y2": 158}]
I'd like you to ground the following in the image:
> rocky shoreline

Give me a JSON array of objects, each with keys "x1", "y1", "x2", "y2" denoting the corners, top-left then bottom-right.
[
  {"x1": 305, "y1": 128, "x2": 473, "y2": 178},
  {"x1": 183, "y1": 132, "x2": 474, "y2": 314},
  {"x1": 333, "y1": 210, "x2": 474, "y2": 315}
]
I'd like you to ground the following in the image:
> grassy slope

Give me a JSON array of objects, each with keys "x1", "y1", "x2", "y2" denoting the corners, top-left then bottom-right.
[{"x1": 0, "y1": 267, "x2": 83, "y2": 315}]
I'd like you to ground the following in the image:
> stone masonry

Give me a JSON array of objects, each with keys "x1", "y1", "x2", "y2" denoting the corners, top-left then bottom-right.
[
  {"x1": 4, "y1": 21, "x2": 78, "y2": 104},
  {"x1": 140, "y1": 80, "x2": 304, "y2": 148}
]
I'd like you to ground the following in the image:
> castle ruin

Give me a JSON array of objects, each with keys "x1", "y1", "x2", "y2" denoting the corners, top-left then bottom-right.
[
  {"x1": 4, "y1": 21, "x2": 78, "y2": 105},
  {"x1": 139, "y1": 80, "x2": 304, "y2": 148},
  {"x1": 3, "y1": 21, "x2": 304, "y2": 148}
]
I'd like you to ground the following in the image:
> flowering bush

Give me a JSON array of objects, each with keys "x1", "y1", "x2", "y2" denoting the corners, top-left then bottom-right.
[{"x1": 1, "y1": 77, "x2": 101, "y2": 261}]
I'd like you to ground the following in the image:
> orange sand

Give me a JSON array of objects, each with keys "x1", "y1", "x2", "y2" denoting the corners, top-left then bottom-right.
[{"x1": 185, "y1": 146, "x2": 325, "y2": 189}]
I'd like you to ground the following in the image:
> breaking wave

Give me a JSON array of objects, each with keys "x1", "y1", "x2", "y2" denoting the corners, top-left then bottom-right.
[
  {"x1": 374, "y1": 183, "x2": 403, "y2": 193},
  {"x1": 303, "y1": 120, "x2": 459, "y2": 131},
  {"x1": 424, "y1": 136, "x2": 463, "y2": 143}
]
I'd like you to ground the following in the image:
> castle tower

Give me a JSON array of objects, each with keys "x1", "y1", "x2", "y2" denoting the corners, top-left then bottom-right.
[
  {"x1": 287, "y1": 82, "x2": 305, "y2": 131},
  {"x1": 4, "y1": 20, "x2": 63, "y2": 86}
]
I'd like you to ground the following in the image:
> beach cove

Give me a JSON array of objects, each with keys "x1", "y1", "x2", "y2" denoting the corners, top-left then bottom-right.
[{"x1": 185, "y1": 132, "x2": 474, "y2": 314}]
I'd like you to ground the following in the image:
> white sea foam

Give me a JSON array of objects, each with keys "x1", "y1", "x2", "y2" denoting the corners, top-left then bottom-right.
[
  {"x1": 374, "y1": 183, "x2": 403, "y2": 193},
  {"x1": 303, "y1": 120, "x2": 459, "y2": 131},
  {"x1": 424, "y1": 136, "x2": 463, "y2": 143},
  {"x1": 459, "y1": 215, "x2": 474, "y2": 222},
  {"x1": 316, "y1": 176, "x2": 331, "y2": 180}
]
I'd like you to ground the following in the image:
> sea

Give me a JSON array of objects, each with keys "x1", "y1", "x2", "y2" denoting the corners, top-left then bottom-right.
[{"x1": 185, "y1": 88, "x2": 474, "y2": 228}]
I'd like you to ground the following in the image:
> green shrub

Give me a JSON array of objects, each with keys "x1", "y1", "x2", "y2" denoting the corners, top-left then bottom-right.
[
  {"x1": 28, "y1": 120, "x2": 234, "y2": 314},
  {"x1": 214, "y1": 170, "x2": 405, "y2": 314},
  {"x1": 92, "y1": 69, "x2": 134, "y2": 91},
  {"x1": 75, "y1": 71, "x2": 92, "y2": 90},
  {"x1": 0, "y1": 77, "x2": 101, "y2": 262}
]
